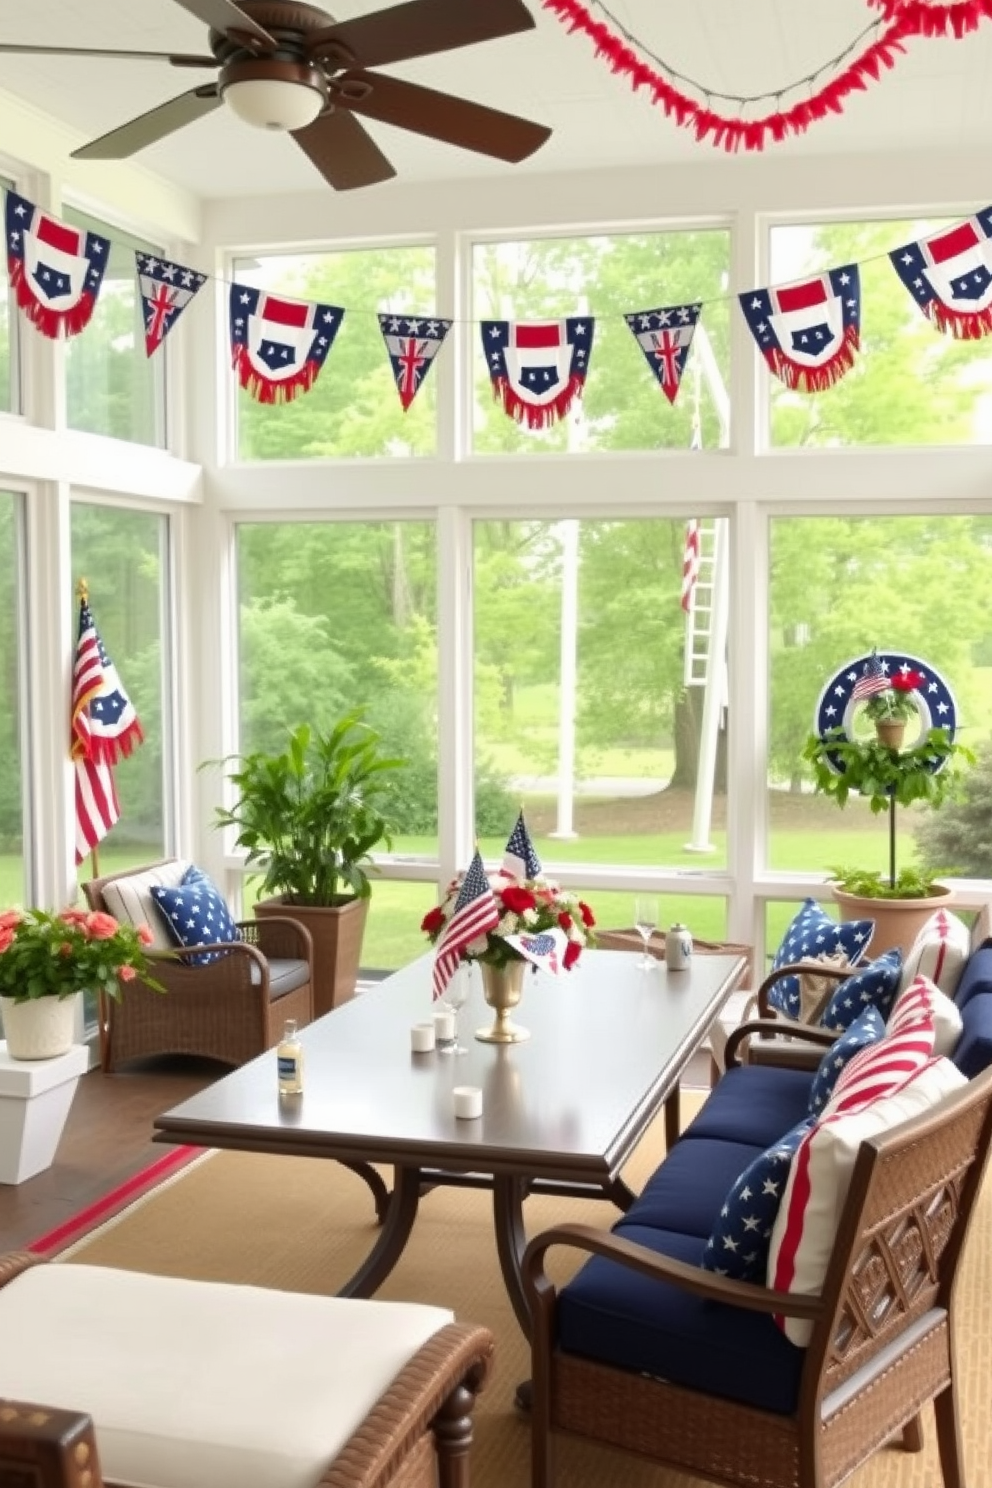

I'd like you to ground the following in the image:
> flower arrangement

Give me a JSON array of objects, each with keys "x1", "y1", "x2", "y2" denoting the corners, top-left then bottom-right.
[
  {"x1": 0, "y1": 907, "x2": 164, "y2": 1003},
  {"x1": 422, "y1": 871, "x2": 596, "y2": 973},
  {"x1": 862, "y1": 669, "x2": 925, "y2": 723}
]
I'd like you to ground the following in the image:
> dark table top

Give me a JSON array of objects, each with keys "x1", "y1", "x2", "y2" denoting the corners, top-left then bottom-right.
[{"x1": 154, "y1": 949, "x2": 746, "y2": 1184}]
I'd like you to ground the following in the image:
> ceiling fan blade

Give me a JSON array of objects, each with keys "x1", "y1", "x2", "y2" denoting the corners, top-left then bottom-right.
[
  {"x1": 71, "y1": 85, "x2": 222, "y2": 160},
  {"x1": 333, "y1": 72, "x2": 551, "y2": 163},
  {"x1": 0, "y1": 43, "x2": 216, "y2": 66},
  {"x1": 292, "y1": 108, "x2": 396, "y2": 191},
  {"x1": 307, "y1": 0, "x2": 536, "y2": 70},
  {"x1": 171, "y1": 0, "x2": 276, "y2": 48}
]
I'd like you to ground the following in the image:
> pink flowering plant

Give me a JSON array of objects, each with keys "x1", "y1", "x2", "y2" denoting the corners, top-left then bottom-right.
[{"x1": 0, "y1": 907, "x2": 164, "y2": 1003}]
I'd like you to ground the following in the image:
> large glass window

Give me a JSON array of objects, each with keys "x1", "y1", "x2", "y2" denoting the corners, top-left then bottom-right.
[
  {"x1": 471, "y1": 229, "x2": 732, "y2": 454},
  {"x1": 0, "y1": 492, "x2": 25, "y2": 904},
  {"x1": 473, "y1": 517, "x2": 729, "y2": 890},
  {"x1": 70, "y1": 504, "x2": 169, "y2": 870},
  {"x1": 63, "y1": 207, "x2": 165, "y2": 446},
  {"x1": 0, "y1": 177, "x2": 17, "y2": 414},
  {"x1": 768, "y1": 218, "x2": 992, "y2": 448},
  {"x1": 234, "y1": 246, "x2": 438, "y2": 460},
  {"x1": 767, "y1": 513, "x2": 992, "y2": 882}
]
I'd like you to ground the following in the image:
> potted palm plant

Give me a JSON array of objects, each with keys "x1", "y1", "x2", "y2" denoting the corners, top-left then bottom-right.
[{"x1": 213, "y1": 711, "x2": 405, "y2": 1016}]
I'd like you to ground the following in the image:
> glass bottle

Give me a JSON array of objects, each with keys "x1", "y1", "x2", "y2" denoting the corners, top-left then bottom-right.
[{"x1": 277, "y1": 1019, "x2": 304, "y2": 1095}]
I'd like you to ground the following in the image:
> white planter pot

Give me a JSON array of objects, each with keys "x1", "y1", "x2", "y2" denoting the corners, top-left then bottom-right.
[{"x1": 0, "y1": 994, "x2": 79, "y2": 1060}]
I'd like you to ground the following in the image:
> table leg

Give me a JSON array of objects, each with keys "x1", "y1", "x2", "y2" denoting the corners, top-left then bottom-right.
[
  {"x1": 493, "y1": 1174, "x2": 532, "y2": 1338},
  {"x1": 338, "y1": 1160, "x2": 391, "y2": 1224},
  {"x1": 336, "y1": 1165, "x2": 421, "y2": 1298}
]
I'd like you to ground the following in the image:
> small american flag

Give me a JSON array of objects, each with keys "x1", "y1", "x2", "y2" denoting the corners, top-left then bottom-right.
[
  {"x1": 502, "y1": 811, "x2": 542, "y2": 880},
  {"x1": 71, "y1": 595, "x2": 143, "y2": 865},
  {"x1": 680, "y1": 519, "x2": 701, "y2": 614},
  {"x1": 432, "y1": 850, "x2": 499, "y2": 1002},
  {"x1": 851, "y1": 651, "x2": 889, "y2": 703}
]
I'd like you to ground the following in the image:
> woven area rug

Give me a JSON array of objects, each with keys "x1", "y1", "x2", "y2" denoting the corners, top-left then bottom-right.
[{"x1": 54, "y1": 1100, "x2": 992, "y2": 1488}]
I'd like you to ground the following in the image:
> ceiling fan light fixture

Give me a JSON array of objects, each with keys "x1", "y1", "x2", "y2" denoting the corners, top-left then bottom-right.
[{"x1": 223, "y1": 76, "x2": 324, "y2": 132}]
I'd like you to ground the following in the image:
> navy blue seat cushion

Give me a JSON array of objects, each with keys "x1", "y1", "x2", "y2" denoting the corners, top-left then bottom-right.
[
  {"x1": 557, "y1": 1224, "x2": 804, "y2": 1416},
  {"x1": 818, "y1": 950, "x2": 903, "y2": 1033},
  {"x1": 953, "y1": 991, "x2": 992, "y2": 1078},
  {"x1": 701, "y1": 1116, "x2": 814, "y2": 1281},
  {"x1": 806, "y1": 1006, "x2": 886, "y2": 1115},
  {"x1": 625, "y1": 1136, "x2": 766, "y2": 1237},
  {"x1": 766, "y1": 899, "x2": 875, "y2": 1018},
  {"x1": 953, "y1": 946, "x2": 992, "y2": 1012},
  {"x1": 681, "y1": 1065, "x2": 814, "y2": 1150}
]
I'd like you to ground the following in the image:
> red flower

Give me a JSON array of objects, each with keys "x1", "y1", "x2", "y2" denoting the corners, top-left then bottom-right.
[
  {"x1": 563, "y1": 940, "x2": 582, "y2": 969},
  {"x1": 86, "y1": 911, "x2": 119, "y2": 940},
  {"x1": 891, "y1": 671, "x2": 925, "y2": 693},
  {"x1": 558, "y1": 911, "x2": 573, "y2": 932},
  {"x1": 578, "y1": 901, "x2": 596, "y2": 928},
  {"x1": 500, "y1": 885, "x2": 537, "y2": 916},
  {"x1": 421, "y1": 906, "x2": 446, "y2": 936}
]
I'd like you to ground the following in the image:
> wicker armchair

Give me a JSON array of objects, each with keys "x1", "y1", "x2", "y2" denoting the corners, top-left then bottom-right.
[
  {"x1": 82, "y1": 860, "x2": 314, "y2": 1073},
  {"x1": 523, "y1": 1065, "x2": 992, "y2": 1488}
]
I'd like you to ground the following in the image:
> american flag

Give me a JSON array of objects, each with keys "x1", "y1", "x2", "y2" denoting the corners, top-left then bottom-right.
[
  {"x1": 502, "y1": 811, "x2": 542, "y2": 880},
  {"x1": 432, "y1": 850, "x2": 499, "y2": 1002},
  {"x1": 136, "y1": 252, "x2": 207, "y2": 357},
  {"x1": 71, "y1": 596, "x2": 144, "y2": 865},
  {"x1": 851, "y1": 651, "x2": 889, "y2": 703},
  {"x1": 681, "y1": 520, "x2": 701, "y2": 613}
]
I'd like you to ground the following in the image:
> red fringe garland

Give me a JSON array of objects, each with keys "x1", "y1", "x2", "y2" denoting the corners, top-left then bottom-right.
[
  {"x1": 764, "y1": 326, "x2": 860, "y2": 393},
  {"x1": 231, "y1": 344, "x2": 321, "y2": 404},
  {"x1": 923, "y1": 301, "x2": 992, "y2": 339},
  {"x1": 8, "y1": 258, "x2": 99, "y2": 340},
  {"x1": 540, "y1": 0, "x2": 992, "y2": 150},
  {"x1": 490, "y1": 375, "x2": 585, "y2": 429},
  {"x1": 72, "y1": 718, "x2": 145, "y2": 769}
]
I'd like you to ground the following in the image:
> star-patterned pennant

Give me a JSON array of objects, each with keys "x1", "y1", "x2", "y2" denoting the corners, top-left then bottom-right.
[
  {"x1": 377, "y1": 313, "x2": 451, "y2": 410},
  {"x1": 889, "y1": 209, "x2": 992, "y2": 340},
  {"x1": 230, "y1": 282, "x2": 344, "y2": 404},
  {"x1": 739, "y1": 265, "x2": 861, "y2": 393},
  {"x1": 136, "y1": 252, "x2": 207, "y2": 357},
  {"x1": 624, "y1": 301, "x2": 701, "y2": 405},
  {"x1": 480, "y1": 316, "x2": 594, "y2": 429},
  {"x1": 5, "y1": 190, "x2": 109, "y2": 340}
]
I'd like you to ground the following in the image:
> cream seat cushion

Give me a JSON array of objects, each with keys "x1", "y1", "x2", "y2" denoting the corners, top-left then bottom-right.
[
  {"x1": 0, "y1": 1264, "x2": 453, "y2": 1488},
  {"x1": 99, "y1": 860, "x2": 190, "y2": 952}
]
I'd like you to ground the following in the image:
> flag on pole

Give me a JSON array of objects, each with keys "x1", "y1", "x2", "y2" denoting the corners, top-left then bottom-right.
[
  {"x1": 502, "y1": 810, "x2": 542, "y2": 880},
  {"x1": 432, "y1": 850, "x2": 499, "y2": 1002},
  {"x1": 71, "y1": 593, "x2": 144, "y2": 865},
  {"x1": 681, "y1": 520, "x2": 701, "y2": 613},
  {"x1": 851, "y1": 650, "x2": 889, "y2": 703}
]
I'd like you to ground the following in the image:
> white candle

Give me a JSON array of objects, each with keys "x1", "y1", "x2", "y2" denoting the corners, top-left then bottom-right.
[
  {"x1": 434, "y1": 1007, "x2": 456, "y2": 1051},
  {"x1": 453, "y1": 1085, "x2": 483, "y2": 1120},
  {"x1": 410, "y1": 1022, "x2": 436, "y2": 1053}
]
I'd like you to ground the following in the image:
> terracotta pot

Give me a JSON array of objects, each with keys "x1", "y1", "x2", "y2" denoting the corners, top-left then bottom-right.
[
  {"x1": 874, "y1": 719, "x2": 907, "y2": 749},
  {"x1": 830, "y1": 884, "x2": 954, "y2": 960},
  {"x1": 0, "y1": 993, "x2": 78, "y2": 1060},
  {"x1": 254, "y1": 896, "x2": 369, "y2": 1019}
]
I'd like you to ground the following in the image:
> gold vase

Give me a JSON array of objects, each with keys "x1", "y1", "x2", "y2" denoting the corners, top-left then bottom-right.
[{"x1": 476, "y1": 960, "x2": 530, "y2": 1044}]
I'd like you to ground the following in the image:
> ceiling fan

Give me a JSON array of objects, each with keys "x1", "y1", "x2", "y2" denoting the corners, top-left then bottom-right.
[{"x1": 0, "y1": 0, "x2": 552, "y2": 189}]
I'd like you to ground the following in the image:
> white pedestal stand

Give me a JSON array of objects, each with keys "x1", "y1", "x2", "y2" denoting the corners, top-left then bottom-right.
[{"x1": 0, "y1": 1042, "x2": 89, "y2": 1184}]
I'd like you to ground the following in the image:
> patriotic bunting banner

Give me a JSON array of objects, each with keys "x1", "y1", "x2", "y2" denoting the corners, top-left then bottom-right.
[
  {"x1": 889, "y1": 208, "x2": 992, "y2": 340},
  {"x1": 739, "y1": 265, "x2": 861, "y2": 392},
  {"x1": 137, "y1": 252, "x2": 207, "y2": 356},
  {"x1": 480, "y1": 316, "x2": 594, "y2": 428},
  {"x1": 71, "y1": 594, "x2": 144, "y2": 866},
  {"x1": 5, "y1": 191, "x2": 109, "y2": 340},
  {"x1": 378, "y1": 313, "x2": 452, "y2": 410},
  {"x1": 625, "y1": 302, "x2": 701, "y2": 405},
  {"x1": 230, "y1": 282, "x2": 344, "y2": 404}
]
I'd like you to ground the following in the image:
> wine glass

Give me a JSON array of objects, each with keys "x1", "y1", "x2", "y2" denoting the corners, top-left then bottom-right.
[
  {"x1": 445, "y1": 967, "x2": 471, "y2": 1055},
  {"x1": 634, "y1": 896, "x2": 659, "y2": 969}
]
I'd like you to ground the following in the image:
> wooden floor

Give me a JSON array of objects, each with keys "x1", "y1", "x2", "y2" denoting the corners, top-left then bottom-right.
[{"x1": 0, "y1": 1055, "x2": 221, "y2": 1253}]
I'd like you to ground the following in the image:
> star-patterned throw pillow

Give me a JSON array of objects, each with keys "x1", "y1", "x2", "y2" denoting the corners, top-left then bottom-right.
[
  {"x1": 151, "y1": 865, "x2": 241, "y2": 966},
  {"x1": 700, "y1": 1116, "x2": 815, "y2": 1283},
  {"x1": 817, "y1": 949, "x2": 903, "y2": 1034},
  {"x1": 766, "y1": 899, "x2": 875, "y2": 1018},
  {"x1": 806, "y1": 1006, "x2": 887, "y2": 1116}
]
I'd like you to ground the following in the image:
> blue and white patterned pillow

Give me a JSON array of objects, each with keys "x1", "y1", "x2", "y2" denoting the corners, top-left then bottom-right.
[
  {"x1": 701, "y1": 1116, "x2": 815, "y2": 1282},
  {"x1": 818, "y1": 949, "x2": 903, "y2": 1033},
  {"x1": 806, "y1": 1006, "x2": 887, "y2": 1116},
  {"x1": 151, "y1": 865, "x2": 241, "y2": 966},
  {"x1": 767, "y1": 899, "x2": 875, "y2": 1018}
]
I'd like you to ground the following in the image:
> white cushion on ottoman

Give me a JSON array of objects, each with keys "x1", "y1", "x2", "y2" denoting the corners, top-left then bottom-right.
[
  {"x1": 0, "y1": 1264, "x2": 454, "y2": 1488},
  {"x1": 100, "y1": 861, "x2": 190, "y2": 953}
]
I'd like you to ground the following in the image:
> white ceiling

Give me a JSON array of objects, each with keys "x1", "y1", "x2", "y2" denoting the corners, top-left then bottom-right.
[{"x1": 1, "y1": 0, "x2": 991, "y2": 202}]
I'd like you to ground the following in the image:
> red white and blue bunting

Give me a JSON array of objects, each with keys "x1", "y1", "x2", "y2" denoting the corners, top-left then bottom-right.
[
  {"x1": 889, "y1": 210, "x2": 992, "y2": 340},
  {"x1": 480, "y1": 317, "x2": 595, "y2": 428},
  {"x1": 378, "y1": 313, "x2": 452, "y2": 410},
  {"x1": 136, "y1": 253, "x2": 207, "y2": 357},
  {"x1": 5, "y1": 190, "x2": 109, "y2": 340},
  {"x1": 624, "y1": 302, "x2": 701, "y2": 406},
  {"x1": 230, "y1": 283, "x2": 345, "y2": 404},
  {"x1": 739, "y1": 266, "x2": 861, "y2": 392}
]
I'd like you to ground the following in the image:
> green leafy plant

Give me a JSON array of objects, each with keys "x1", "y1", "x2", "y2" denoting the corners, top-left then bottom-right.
[
  {"x1": 0, "y1": 907, "x2": 163, "y2": 1003},
  {"x1": 862, "y1": 674, "x2": 923, "y2": 723},
  {"x1": 825, "y1": 865, "x2": 954, "y2": 901},
  {"x1": 213, "y1": 711, "x2": 406, "y2": 906}
]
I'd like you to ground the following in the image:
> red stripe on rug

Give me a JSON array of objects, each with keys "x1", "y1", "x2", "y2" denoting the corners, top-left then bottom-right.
[{"x1": 28, "y1": 1145, "x2": 204, "y2": 1257}]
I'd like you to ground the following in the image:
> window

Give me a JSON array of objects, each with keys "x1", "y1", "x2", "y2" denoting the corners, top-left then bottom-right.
[
  {"x1": 471, "y1": 229, "x2": 731, "y2": 454},
  {"x1": 768, "y1": 218, "x2": 992, "y2": 448},
  {"x1": 233, "y1": 245, "x2": 439, "y2": 460},
  {"x1": 0, "y1": 491, "x2": 25, "y2": 905},
  {"x1": 0, "y1": 177, "x2": 17, "y2": 415},
  {"x1": 63, "y1": 207, "x2": 165, "y2": 446}
]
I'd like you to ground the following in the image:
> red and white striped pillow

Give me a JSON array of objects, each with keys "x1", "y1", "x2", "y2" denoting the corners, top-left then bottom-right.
[
  {"x1": 897, "y1": 909, "x2": 970, "y2": 1000},
  {"x1": 887, "y1": 973, "x2": 962, "y2": 1059}
]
